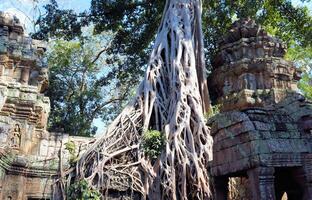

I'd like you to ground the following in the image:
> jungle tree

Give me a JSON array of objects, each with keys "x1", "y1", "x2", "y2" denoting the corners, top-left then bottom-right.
[{"x1": 57, "y1": 0, "x2": 213, "y2": 199}]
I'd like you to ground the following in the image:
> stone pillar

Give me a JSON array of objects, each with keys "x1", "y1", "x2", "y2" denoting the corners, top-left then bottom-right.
[
  {"x1": 247, "y1": 167, "x2": 275, "y2": 200},
  {"x1": 214, "y1": 176, "x2": 228, "y2": 200}
]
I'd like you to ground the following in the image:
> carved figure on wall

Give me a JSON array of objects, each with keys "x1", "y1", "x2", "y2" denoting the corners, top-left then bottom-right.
[
  {"x1": 223, "y1": 78, "x2": 232, "y2": 96},
  {"x1": 9, "y1": 124, "x2": 21, "y2": 149},
  {"x1": 239, "y1": 73, "x2": 256, "y2": 90}
]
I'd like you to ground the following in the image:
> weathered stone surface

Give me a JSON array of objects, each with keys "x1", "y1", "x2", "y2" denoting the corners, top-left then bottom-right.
[
  {"x1": 0, "y1": 13, "x2": 93, "y2": 200},
  {"x1": 209, "y1": 18, "x2": 312, "y2": 200},
  {"x1": 208, "y1": 18, "x2": 301, "y2": 112}
]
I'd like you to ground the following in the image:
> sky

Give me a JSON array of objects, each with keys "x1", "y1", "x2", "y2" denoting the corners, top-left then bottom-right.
[{"x1": 0, "y1": 0, "x2": 91, "y2": 34}]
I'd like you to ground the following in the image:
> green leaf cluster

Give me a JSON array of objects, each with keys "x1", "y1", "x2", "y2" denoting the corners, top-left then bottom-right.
[
  {"x1": 65, "y1": 141, "x2": 78, "y2": 165},
  {"x1": 202, "y1": 0, "x2": 312, "y2": 70},
  {"x1": 47, "y1": 35, "x2": 130, "y2": 136},
  {"x1": 205, "y1": 104, "x2": 221, "y2": 119},
  {"x1": 299, "y1": 73, "x2": 312, "y2": 100},
  {"x1": 32, "y1": 0, "x2": 85, "y2": 40},
  {"x1": 67, "y1": 179, "x2": 101, "y2": 200},
  {"x1": 286, "y1": 44, "x2": 312, "y2": 100},
  {"x1": 142, "y1": 130, "x2": 165, "y2": 160},
  {"x1": 47, "y1": 39, "x2": 99, "y2": 136}
]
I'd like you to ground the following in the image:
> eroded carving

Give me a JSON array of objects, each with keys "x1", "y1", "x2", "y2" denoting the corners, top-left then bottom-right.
[
  {"x1": 208, "y1": 18, "x2": 312, "y2": 200},
  {"x1": 209, "y1": 18, "x2": 301, "y2": 111},
  {"x1": 9, "y1": 124, "x2": 21, "y2": 149}
]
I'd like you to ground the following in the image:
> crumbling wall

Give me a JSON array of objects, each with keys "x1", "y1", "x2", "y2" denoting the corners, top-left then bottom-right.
[{"x1": 0, "y1": 12, "x2": 92, "y2": 200}]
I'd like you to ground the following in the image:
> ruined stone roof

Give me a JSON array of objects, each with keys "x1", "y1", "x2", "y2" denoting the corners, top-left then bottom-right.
[
  {"x1": 0, "y1": 12, "x2": 47, "y2": 68},
  {"x1": 212, "y1": 18, "x2": 287, "y2": 69},
  {"x1": 208, "y1": 18, "x2": 300, "y2": 111},
  {"x1": 0, "y1": 12, "x2": 23, "y2": 34}
]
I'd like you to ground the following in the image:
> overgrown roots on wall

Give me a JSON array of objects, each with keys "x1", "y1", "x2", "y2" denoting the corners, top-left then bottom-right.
[{"x1": 56, "y1": 0, "x2": 213, "y2": 199}]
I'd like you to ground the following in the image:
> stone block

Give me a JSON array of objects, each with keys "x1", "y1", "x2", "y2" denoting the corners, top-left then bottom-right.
[
  {"x1": 254, "y1": 121, "x2": 273, "y2": 131},
  {"x1": 259, "y1": 131, "x2": 271, "y2": 139},
  {"x1": 213, "y1": 111, "x2": 249, "y2": 130},
  {"x1": 20, "y1": 92, "x2": 36, "y2": 101},
  {"x1": 6, "y1": 88, "x2": 19, "y2": 98}
]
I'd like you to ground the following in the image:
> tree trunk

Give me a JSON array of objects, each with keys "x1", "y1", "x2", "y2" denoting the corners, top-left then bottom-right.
[{"x1": 59, "y1": 0, "x2": 213, "y2": 199}]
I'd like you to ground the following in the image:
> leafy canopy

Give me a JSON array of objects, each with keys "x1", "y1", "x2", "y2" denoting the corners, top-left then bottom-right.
[{"x1": 47, "y1": 36, "x2": 129, "y2": 136}]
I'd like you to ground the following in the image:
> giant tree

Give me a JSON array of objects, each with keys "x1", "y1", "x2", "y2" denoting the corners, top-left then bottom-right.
[{"x1": 57, "y1": 0, "x2": 213, "y2": 199}]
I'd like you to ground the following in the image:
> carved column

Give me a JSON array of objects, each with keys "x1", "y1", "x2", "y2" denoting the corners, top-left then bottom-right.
[
  {"x1": 247, "y1": 167, "x2": 275, "y2": 200},
  {"x1": 214, "y1": 176, "x2": 228, "y2": 200}
]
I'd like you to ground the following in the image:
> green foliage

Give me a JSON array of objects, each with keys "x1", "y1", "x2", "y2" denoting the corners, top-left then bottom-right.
[
  {"x1": 205, "y1": 104, "x2": 221, "y2": 119},
  {"x1": 47, "y1": 39, "x2": 97, "y2": 136},
  {"x1": 142, "y1": 130, "x2": 165, "y2": 160},
  {"x1": 299, "y1": 73, "x2": 312, "y2": 100},
  {"x1": 33, "y1": 0, "x2": 161, "y2": 108},
  {"x1": 286, "y1": 44, "x2": 312, "y2": 100},
  {"x1": 65, "y1": 141, "x2": 78, "y2": 165},
  {"x1": 31, "y1": 0, "x2": 85, "y2": 40},
  {"x1": 65, "y1": 141, "x2": 76, "y2": 154},
  {"x1": 67, "y1": 179, "x2": 101, "y2": 200},
  {"x1": 47, "y1": 36, "x2": 130, "y2": 136}
]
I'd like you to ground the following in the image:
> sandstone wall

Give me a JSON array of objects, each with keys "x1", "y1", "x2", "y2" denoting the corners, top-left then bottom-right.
[{"x1": 0, "y1": 12, "x2": 92, "y2": 200}]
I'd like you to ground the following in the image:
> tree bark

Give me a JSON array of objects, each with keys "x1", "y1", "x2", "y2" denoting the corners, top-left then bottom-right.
[{"x1": 58, "y1": 0, "x2": 213, "y2": 199}]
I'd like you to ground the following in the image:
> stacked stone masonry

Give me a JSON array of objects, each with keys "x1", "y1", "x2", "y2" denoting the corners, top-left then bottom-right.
[
  {"x1": 209, "y1": 18, "x2": 301, "y2": 112},
  {"x1": 0, "y1": 12, "x2": 91, "y2": 200},
  {"x1": 208, "y1": 18, "x2": 312, "y2": 200}
]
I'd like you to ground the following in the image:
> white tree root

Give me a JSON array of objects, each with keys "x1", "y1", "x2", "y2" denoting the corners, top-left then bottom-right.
[{"x1": 58, "y1": 0, "x2": 213, "y2": 199}]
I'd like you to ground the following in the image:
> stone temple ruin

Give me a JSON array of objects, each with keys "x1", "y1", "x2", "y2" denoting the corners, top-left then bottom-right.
[
  {"x1": 208, "y1": 18, "x2": 312, "y2": 199},
  {"x1": 0, "y1": 12, "x2": 310, "y2": 200},
  {"x1": 0, "y1": 12, "x2": 89, "y2": 200}
]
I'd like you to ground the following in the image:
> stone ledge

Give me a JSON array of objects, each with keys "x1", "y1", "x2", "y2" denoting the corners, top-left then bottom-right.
[{"x1": 0, "y1": 148, "x2": 58, "y2": 178}]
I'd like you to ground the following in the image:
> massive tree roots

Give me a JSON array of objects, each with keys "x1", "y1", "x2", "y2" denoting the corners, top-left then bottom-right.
[{"x1": 58, "y1": 0, "x2": 213, "y2": 199}]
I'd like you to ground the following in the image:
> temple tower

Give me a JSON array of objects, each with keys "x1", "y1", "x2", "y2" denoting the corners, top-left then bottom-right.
[
  {"x1": 0, "y1": 13, "x2": 92, "y2": 200},
  {"x1": 208, "y1": 18, "x2": 312, "y2": 200}
]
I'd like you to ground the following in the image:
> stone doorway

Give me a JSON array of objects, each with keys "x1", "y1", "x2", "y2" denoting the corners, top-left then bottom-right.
[
  {"x1": 214, "y1": 166, "x2": 308, "y2": 200},
  {"x1": 274, "y1": 167, "x2": 304, "y2": 200}
]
